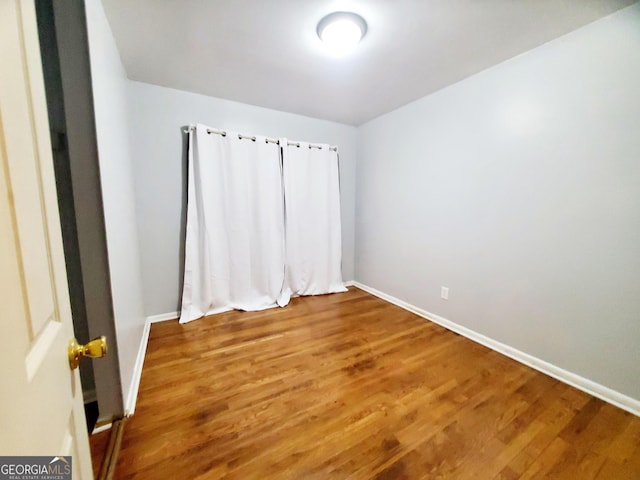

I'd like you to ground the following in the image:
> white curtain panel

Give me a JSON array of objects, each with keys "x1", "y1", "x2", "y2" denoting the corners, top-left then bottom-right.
[
  {"x1": 279, "y1": 140, "x2": 347, "y2": 305},
  {"x1": 180, "y1": 125, "x2": 286, "y2": 323}
]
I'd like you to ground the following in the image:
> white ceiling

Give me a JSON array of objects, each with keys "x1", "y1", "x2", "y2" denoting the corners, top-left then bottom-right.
[{"x1": 102, "y1": 0, "x2": 635, "y2": 126}]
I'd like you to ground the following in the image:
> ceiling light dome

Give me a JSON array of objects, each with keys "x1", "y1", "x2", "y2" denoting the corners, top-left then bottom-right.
[{"x1": 317, "y1": 12, "x2": 367, "y2": 56}]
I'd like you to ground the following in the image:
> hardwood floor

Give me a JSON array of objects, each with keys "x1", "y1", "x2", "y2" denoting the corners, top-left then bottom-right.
[
  {"x1": 89, "y1": 429, "x2": 110, "y2": 477},
  {"x1": 90, "y1": 418, "x2": 126, "y2": 479},
  {"x1": 115, "y1": 288, "x2": 640, "y2": 479}
]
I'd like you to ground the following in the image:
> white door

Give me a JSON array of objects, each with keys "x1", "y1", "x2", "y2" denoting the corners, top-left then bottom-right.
[{"x1": 0, "y1": 0, "x2": 93, "y2": 478}]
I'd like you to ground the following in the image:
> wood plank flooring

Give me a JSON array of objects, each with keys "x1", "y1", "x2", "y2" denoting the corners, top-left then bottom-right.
[
  {"x1": 89, "y1": 429, "x2": 110, "y2": 477},
  {"x1": 115, "y1": 287, "x2": 640, "y2": 479}
]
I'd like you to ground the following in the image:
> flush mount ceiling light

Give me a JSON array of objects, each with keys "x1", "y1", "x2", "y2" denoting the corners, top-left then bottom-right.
[{"x1": 317, "y1": 11, "x2": 367, "y2": 56}]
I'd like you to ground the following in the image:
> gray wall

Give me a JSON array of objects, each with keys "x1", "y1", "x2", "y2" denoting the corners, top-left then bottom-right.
[
  {"x1": 127, "y1": 81, "x2": 357, "y2": 316},
  {"x1": 355, "y1": 4, "x2": 640, "y2": 400},
  {"x1": 85, "y1": 0, "x2": 146, "y2": 410}
]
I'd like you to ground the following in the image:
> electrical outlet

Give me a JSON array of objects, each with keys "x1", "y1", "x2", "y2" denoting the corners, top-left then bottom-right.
[{"x1": 441, "y1": 286, "x2": 449, "y2": 300}]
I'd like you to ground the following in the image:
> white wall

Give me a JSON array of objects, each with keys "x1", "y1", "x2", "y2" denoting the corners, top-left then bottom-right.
[
  {"x1": 356, "y1": 4, "x2": 640, "y2": 401},
  {"x1": 85, "y1": 0, "x2": 146, "y2": 407},
  {"x1": 127, "y1": 81, "x2": 357, "y2": 316}
]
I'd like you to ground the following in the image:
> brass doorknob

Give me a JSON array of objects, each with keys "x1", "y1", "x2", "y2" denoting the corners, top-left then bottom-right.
[{"x1": 68, "y1": 336, "x2": 108, "y2": 370}]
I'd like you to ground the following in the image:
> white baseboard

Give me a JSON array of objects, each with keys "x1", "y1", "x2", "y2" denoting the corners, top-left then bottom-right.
[
  {"x1": 351, "y1": 281, "x2": 640, "y2": 417},
  {"x1": 344, "y1": 280, "x2": 355, "y2": 287},
  {"x1": 124, "y1": 319, "x2": 150, "y2": 416},
  {"x1": 91, "y1": 422, "x2": 112, "y2": 435},
  {"x1": 124, "y1": 311, "x2": 178, "y2": 416},
  {"x1": 147, "y1": 311, "x2": 179, "y2": 323}
]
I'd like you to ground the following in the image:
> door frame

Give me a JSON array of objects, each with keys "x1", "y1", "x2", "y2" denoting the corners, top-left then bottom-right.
[{"x1": 36, "y1": 0, "x2": 124, "y2": 424}]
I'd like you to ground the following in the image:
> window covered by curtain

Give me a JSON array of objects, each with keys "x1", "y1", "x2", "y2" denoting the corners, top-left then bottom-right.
[{"x1": 180, "y1": 125, "x2": 345, "y2": 323}]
